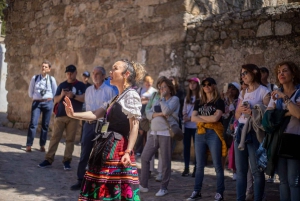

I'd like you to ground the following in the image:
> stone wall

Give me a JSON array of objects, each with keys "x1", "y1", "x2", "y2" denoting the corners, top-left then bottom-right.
[
  {"x1": 4, "y1": 0, "x2": 201, "y2": 128},
  {"x1": 3, "y1": 0, "x2": 300, "y2": 130},
  {"x1": 184, "y1": 3, "x2": 300, "y2": 87}
]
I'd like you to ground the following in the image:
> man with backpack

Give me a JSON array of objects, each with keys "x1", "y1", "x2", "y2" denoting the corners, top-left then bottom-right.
[{"x1": 26, "y1": 60, "x2": 57, "y2": 152}]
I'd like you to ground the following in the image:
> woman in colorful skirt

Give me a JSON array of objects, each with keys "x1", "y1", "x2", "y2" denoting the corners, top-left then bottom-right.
[{"x1": 64, "y1": 60, "x2": 145, "y2": 201}]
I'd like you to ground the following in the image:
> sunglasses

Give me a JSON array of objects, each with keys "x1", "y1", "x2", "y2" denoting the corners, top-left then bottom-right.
[
  {"x1": 240, "y1": 71, "x2": 248, "y2": 77},
  {"x1": 202, "y1": 83, "x2": 212, "y2": 87}
]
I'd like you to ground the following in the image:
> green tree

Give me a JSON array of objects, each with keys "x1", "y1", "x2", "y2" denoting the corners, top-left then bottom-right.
[{"x1": 0, "y1": 0, "x2": 7, "y2": 35}]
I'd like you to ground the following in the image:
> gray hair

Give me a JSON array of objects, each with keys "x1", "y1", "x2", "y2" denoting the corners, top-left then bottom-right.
[{"x1": 94, "y1": 66, "x2": 106, "y2": 75}]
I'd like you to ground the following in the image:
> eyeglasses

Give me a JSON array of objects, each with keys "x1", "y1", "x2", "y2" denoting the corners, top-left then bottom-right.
[
  {"x1": 158, "y1": 86, "x2": 168, "y2": 90},
  {"x1": 202, "y1": 83, "x2": 212, "y2": 87},
  {"x1": 240, "y1": 71, "x2": 248, "y2": 77}
]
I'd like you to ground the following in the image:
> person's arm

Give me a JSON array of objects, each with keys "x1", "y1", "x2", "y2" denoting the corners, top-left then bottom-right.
[
  {"x1": 68, "y1": 92, "x2": 84, "y2": 103},
  {"x1": 145, "y1": 93, "x2": 156, "y2": 120},
  {"x1": 28, "y1": 76, "x2": 35, "y2": 98},
  {"x1": 191, "y1": 110, "x2": 223, "y2": 123},
  {"x1": 120, "y1": 117, "x2": 139, "y2": 166},
  {"x1": 160, "y1": 96, "x2": 179, "y2": 116},
  {"x1": 285, "y1": 97, "x2": 300, "y2": 119},
  {"x1": 63, "y1": 96, "x2": 106, "y2": 120},
  {"x1": 54, "y1": 88, "x2": 67, "y2": 105}
]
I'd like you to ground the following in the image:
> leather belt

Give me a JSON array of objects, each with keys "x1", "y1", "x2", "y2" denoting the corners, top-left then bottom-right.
[
  {"x1": 88, "y1": 120, "x2": 97, "y2": 124},
  {"x1": 34, "y1": 98, "x2": 52, "y2": 102}
]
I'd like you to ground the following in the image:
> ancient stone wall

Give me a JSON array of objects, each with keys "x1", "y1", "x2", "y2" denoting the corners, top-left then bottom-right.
[
  {"x1": 4, "y1": 0, "x2": 199, "y2": 128},
  {"x1": 184, "y1": 3, "x2": 300, "y2": 87},
  {"x1": 3, "y1": 0, "x2": 300, "y2": 129}
]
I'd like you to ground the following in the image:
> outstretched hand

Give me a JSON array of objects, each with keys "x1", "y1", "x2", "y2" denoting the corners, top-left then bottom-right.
[{"x1": 63, "y1": 96, "x2": 74, "y2": 118}]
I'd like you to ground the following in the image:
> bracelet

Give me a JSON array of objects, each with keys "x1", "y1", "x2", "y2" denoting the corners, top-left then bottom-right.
[
  {"x1": 285, "y1": 99, "x2": 291, "y2": 106},
  {"x1": 124, "y1": 149, "x2": 133, "y2": 156}
]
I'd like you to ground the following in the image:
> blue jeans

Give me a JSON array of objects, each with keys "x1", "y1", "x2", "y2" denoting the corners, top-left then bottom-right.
[
  {"x1": 183, "y1": 127, "x2": 196, "y2": 169},
  {"x1": 26, "y1": 100, "x2": 53, "y2": 147},
  {"x1": 194, "y1": 129, "x2": 224, "y2": 195},
  {"x1": 77, "y1": 123, "x2": 97, "y2": 180},
  {"x1": 277, "y1": 157, "x2": 300, "y2": 201},
  {"x1": 234, "y1": 124, "x2": 265, "y2": 201}
]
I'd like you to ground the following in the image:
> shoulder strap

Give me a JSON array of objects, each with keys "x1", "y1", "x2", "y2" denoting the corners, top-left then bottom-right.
[
  {"x1": 34, "y1": 75, "x2": 40, "y2": 83},
  {"x1": 49, "y1": 76, "x2": 53, "y2": 87},
  {"x1": 271, "y1": 84, "x2": 274, "y2": 91}
]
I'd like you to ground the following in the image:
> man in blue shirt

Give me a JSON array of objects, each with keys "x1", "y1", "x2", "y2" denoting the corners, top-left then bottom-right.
[
  {"x1": 26, "y1": 60, "x2": 57, "y2": 152},
  {"x1": 70, "y1": 66, "x2": 116, "y2": 190},
  {"x1": 38, "y1": 65, "x2": 86, "y2": 170}
]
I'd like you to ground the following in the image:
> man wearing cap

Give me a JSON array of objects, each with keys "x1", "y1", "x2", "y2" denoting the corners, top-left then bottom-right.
[
  {"x1": 70, "y1": 66, "x2": 116, "y2": 190},
  {"x1": 26, "y1": 60, "x2": 57, "y2": 152},
  {"x1": 81, "y1": 71, "x2": 92, "y2": 90},
  {"x1": 38, "y1": 64, "x2": 86, "y2": 170},
  {"x1": 260, "y1": 67, "x2": 278, "y2": 91}
]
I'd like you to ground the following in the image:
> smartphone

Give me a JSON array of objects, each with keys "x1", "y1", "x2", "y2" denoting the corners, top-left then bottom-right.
[
  {"x1": 223, "y1": 83, "x2": 229, "y2": 93},
  {"x1": 242, "y1": 101, "x2": 249, "y2": 107}
]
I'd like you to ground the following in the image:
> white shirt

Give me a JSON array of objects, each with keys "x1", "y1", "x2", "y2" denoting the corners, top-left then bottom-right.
[
  {"x1": 140, "y1": 87, "x2": 157, "y2": 98},
  {"x1": 183, "y1": 96, "x2": 197, "y2": 129},
  {"x1": 238, "y1": 85, "x2": 269, "y2": 124},
  {"x1": 28, "y1": 74, "x2": 57, "y2": 100},
  {"x1": 85, "y1": 83, "x2": 116, "y2": 111},
  {"x1": 266, "y1": 83, "x2": 278, "y2": 92}
]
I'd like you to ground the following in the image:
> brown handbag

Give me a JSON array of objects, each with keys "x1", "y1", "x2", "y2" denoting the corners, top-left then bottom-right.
[{"x1": 163, "y1": 117, "x2": 183, "y2": 141}]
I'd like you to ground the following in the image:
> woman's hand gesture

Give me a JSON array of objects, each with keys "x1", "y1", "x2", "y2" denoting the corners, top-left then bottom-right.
[
  {"x1": 63, "y1": 96, "x2": 74, "y2": 118},
  {"x1": 121, "y1": 153, "x2": 131, "y2": 167}
]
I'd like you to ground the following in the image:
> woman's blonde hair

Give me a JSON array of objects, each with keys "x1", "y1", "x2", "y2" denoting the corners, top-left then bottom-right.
[
  {"x1": 144, "y1": 75, "x2": 154, "y2": 85},
  {"x1": 199, "y1": 84, "x2": 220, "y2": 105}
]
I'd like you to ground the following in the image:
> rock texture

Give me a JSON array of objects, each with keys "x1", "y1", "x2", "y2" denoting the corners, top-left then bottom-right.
[{"x1": 3, "y1": 1, "x2": 300, "y2": 130}]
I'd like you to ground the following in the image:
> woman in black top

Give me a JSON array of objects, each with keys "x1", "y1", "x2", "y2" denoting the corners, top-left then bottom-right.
[
  {"x1": 187, "y1": 77, "x2": 226, "y2": 201},
  {"x1": 64, "y1": 60, "x2": 145, "y2": 201}
]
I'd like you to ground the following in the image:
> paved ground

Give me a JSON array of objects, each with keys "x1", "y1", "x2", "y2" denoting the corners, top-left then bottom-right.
[{"x1": 0, "y1": 114, "x2": 280, "y2": 201}]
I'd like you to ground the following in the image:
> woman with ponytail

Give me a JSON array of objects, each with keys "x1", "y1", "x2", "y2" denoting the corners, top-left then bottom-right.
[{"x1": 64, "y1": 59, "x2": 145, "y2": 201}]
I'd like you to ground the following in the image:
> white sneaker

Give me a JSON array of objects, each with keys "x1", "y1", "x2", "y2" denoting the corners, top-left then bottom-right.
[
  {"x1": 139, "y1": 185, "x2": 149, "y2": 193},
  {"x1": 232, "y1": 173, "x2": 237, "y2": 181},
  {"x1": 155, "y1": 189, "x2": 168, "y2": 197},
  {"x1": 155, "y1": 173, "x2": 162, "y2": 182}
]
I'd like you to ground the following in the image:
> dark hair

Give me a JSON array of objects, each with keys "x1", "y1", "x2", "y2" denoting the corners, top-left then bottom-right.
[
  {"x1": 160, "y1": 78, "x2": 176, "y2": 96},
  {"x1": 241, "y1": 64, "x2": 264, "y2": 86},
  {"x1": 186, "y1": 81, "x2": 200, "y2": 104},
  {"x1": 274, "y1": 61, "x2": 300, "y2": 87},
  {"x1": 155, "y1": 76, "x2": 165, "y2": 88},
  {"x1": 42, "y1": 60, "x2": 51, "y2": 68},
  {"x1": 121, "y1": 59, "x2": 145, "y2": 86},
  {"x1": 169, "y1": 76, "x2": 179, "y2": 90},
  {"x1": 200, "y1": 80, "x2": 221, "y2": 105}
]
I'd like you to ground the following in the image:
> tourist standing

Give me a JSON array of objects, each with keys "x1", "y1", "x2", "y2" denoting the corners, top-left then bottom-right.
[
  {"x1": 64, "y1": 60, "x2": 145, "y2": 201},
  {"x1": 234, "y1": 64, "x2": 270, "y2": 201},
  {"x1": 38, "y1": 65, "x2": 86, "y2": 170},
  {"x1": 181, "y1": 77, "x2": 200, "y2": 177},
  {"x1": 187, "y1": 77, "x2": 226, "y2": 201},
  {"x1": 70, "y1": 66, "x2": 116, "y2": 190},
  {"x1": 26, "y1": 60, "x2": 57, "y2": 152}
]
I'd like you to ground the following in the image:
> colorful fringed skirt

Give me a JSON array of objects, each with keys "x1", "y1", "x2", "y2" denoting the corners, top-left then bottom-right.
[{"x1": 79, "y1": 133, "x2": 140, "y2": 201}]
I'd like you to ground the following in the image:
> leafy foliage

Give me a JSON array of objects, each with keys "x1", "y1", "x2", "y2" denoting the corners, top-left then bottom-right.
[{"x1": 0, "y1": 0, "x2": 7, "y2": 35}]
